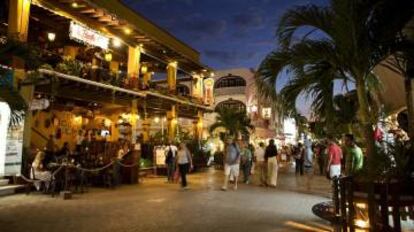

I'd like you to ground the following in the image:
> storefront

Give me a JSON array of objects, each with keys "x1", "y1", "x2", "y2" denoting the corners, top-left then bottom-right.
[{"x1": 0, "y1": 0, "x2": 213, "y2": 184}]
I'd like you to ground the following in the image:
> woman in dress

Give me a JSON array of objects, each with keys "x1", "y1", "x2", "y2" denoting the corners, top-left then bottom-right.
[
  {"x1": 31, "y1": 150, "x2": 52, "y2": 191},
  {"x1": 176, "y1": 142, "x2": 193, "y2": 190}
]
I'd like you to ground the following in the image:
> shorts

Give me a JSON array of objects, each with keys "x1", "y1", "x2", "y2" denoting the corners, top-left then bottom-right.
[
  {"x1": 329, "y1": 164, "x2": 341, "y2": 178},
  {"x1": 224, "y1": 164, "x2": 240, "y2": 177}
]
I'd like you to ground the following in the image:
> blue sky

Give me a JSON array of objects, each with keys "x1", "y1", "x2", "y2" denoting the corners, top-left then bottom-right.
[
  {"x1": 122, "y1": 0, "x2": 326, "y2": 70},
  {"x1": 122, "y1": 0, "x2": 329, "y2": 115}
]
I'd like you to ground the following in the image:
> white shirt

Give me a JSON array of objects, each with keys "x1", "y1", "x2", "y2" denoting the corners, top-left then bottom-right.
[
  {"x1": 176, "y1": 149, "x2": 190, "y2": 164},
  {"x1": 165, "y1": 145, "x2": 178, "y2": 157},
  {"x1": 255, "y1": 147, "x2": 265, "y2": 162}
]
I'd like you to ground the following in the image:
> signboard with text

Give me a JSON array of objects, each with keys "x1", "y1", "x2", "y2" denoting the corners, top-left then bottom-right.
[{"x1": 69, "y1": 21, "x2": 109, "y2": 50}]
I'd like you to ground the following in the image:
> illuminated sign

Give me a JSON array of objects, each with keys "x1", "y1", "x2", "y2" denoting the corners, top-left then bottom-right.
[{"x1": 69, "y1": 21, "x2": 109, "y2": 49}]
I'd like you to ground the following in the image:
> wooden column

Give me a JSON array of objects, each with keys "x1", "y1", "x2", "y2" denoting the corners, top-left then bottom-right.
[
  {"x1": 7, "y1": 0, "x2": 31, "y2": 41},
  {"x1": 193, "y1": 111, "x2": 203, "y2": 141},
  {"x1": 142, "y1": 117, "x2": 151, "y2": 143},
  {"x1": 197, "y1": 111, "x2": 203, "y2": 140},
  {"x1": 143, "y1": 72, "x2": 153, "y2": 89},
  {"x1": 130, "y1": 99, "x2": 138, "y2": 144},
  {"x1": 8, "y1": 0, "x2": 33, "y2": 150},
  {"x1": 167, "y1": 105, "x2": 177, "y2": 142},
  {"x1": 192, "y1": 74, "x2": 204, "y2": 100},
  {"x1": 128, "y1": 46, "x2": 141, "y2": 89},
  {"x1": 167, "y1": 62, "x2": 177, "y2": 93}
]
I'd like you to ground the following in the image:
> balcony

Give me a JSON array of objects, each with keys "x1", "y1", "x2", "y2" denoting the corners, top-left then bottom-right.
[{"x1": 214, "y1": 86, "x2": 246, "y2": 96}]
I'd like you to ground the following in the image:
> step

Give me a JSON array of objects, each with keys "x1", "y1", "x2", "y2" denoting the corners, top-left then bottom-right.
[{"x1": 0, "y1": 185, "x2": 24, "y2": 197}]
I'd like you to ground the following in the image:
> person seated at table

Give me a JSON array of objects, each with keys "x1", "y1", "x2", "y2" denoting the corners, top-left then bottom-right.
[
  {"x1": 56, "y1": 142, "x2": 71, "y2": 161},
  {"x1": 31, "y1": 150, "x2": 52, "y2": 191}
]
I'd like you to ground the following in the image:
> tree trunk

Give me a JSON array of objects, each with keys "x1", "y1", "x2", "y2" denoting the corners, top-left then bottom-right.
[
  {"x1": 404, "y1": 78, "x2": 414, "y2": 141},
  {"x1": 355, "y1": 77, "x2": 376, "y2": 231}
]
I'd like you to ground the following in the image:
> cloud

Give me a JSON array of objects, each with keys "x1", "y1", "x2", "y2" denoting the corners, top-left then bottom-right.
[{"x1": 204, "y1": 49, "x2": 258, "y2": 65}]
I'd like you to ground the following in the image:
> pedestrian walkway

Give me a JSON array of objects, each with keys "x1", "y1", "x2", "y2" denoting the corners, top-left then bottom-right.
[{"x1": 0, "y1": 167, "x2": 333, "y2": 232}]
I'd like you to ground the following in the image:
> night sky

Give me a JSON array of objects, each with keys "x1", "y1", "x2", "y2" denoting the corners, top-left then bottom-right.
[{"x1": 122, "y1": 0, "x2": 326, "y2": 70}]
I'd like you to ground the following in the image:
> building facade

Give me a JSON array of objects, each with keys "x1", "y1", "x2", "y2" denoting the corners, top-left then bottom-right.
[{"x1": 203, "y1": 68, "x2": 278, "y2": 142}]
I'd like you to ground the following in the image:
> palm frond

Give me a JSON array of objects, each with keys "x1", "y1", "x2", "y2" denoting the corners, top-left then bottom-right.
[{"x1": 277, "y1": 4, "x2": 333, "y2": 47}]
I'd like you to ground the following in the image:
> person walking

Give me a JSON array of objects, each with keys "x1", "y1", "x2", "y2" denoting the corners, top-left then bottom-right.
[
  {"x1": 326, "y1": 136, "x2": 342, "y2": 179},
  {"x1": 165, "y1": 141, "x2": 178, "y2": 183},
  {"x1": 294, "y1": 143, "x2": 304, "y2": 176},
  {"x1": 303, "y1": 136, "x2": 314, "y2": 190},
  {"x1": 315, "y1": 143, "x2": 326, "y2": 175},
  {"x1": 221, "y1": 138, "x2": 241, "y2": 191},
  {"x1": 254, "y1": 142, "x2": 266, "y2": 186},
  {"x1": 176, "y1": 142, "x2": 193, "y2": 190},
  {"x1": 265, "y1": 139, "x2": 278, "y2": 187},
  {"x1": 240, "y1": 141, "x2": 253, "y2": 184},
  {"x1": 343, "y1": 134, "x2": 364, "y2": 176}
]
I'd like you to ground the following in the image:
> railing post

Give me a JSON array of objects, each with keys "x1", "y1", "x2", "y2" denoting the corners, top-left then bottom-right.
[{"x1": 339, "y1": 177, "x2": 348, "y2": 231}]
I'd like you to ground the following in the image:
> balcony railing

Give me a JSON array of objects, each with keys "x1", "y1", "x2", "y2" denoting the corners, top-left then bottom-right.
[{"x1": 214, "y1": 86, "x2": 246, "y2": 96}]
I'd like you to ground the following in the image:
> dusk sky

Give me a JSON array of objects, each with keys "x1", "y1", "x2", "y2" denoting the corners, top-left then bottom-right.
[
  {"x1": 122, "y1": 0, "x2": 329, "y2": 115},
  {"x1": 122, "y1": 0, "x2": 326, "y2": 70}
]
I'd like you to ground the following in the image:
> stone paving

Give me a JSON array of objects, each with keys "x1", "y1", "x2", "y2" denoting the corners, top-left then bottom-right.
[{"x1": 0, "y1": 165, "x2": 333, "y2": 232}]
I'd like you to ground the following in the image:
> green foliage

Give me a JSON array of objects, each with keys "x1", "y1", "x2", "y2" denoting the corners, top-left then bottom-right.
[
  {"x1": 209, "y1": 108, "x2": 254, "y2": 138},
  {"x1": 56, "y1": 58, "x2": 84, "y2": 77},
  {"x1": 356, "y1": 141, "x2": 413, "y2": 181},
  {"x1": 0, "y1": 39, "x2": 43, "y2": 71},
  {"x1": 0, "y1": 39, "x2": 45, "y2": 127},
  {"x1": 140, "y1": 158, "x2": 153, "y2": 168},
  {"x1": 256, "y1": 0, "x2": 414, "y2": 172}
]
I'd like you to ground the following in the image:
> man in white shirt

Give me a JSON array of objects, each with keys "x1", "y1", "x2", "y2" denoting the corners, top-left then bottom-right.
[
  {"x1": 254, "y1": 142, "x2": 266, "y2": 186},
  {"x1": 165, "y1": 141, "x2": 178, "y2": 183}
]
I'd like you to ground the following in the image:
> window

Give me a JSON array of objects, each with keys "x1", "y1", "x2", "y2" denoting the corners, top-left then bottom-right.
[
  {"x1": 177, "y1": 85, "x2": 190, "y2": 96},
  {"x1": 215, "y1": 99, "x2": 246, "y2": 112},
  {"x1": 215, "y1": 75, "x2": 246, "y2": 88}
]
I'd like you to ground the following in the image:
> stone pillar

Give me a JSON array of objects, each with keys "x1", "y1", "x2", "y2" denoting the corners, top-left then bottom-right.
[
  {"x1": 128, "y1": 46, "x2": 141, "y2": 89},
  {"x1": 167, "y1": 105, "x2": 177, "y2": 142},
  {"x1": 167, "y1": 62, "x2": 177, "y2": 93},
  {"x1": 7, "y1": 0, "x2": 31, "y2": 41}
]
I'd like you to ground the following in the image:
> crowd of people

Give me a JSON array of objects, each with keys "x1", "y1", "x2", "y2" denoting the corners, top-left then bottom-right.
[
  {"x1": 291, "y1": 134, "x2": 364, "y2": 180},
  {"x1": 163, "y1": 133, "x2": 365, "y2": 192}
]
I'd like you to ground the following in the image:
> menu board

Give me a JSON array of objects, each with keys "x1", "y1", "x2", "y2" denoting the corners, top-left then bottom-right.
[
  {"x1": 5, "y1": 120, "x2": 24, "y2": 175},
  {"x1": 154, "y1": 147, "x2": 166, "y2": 166}
]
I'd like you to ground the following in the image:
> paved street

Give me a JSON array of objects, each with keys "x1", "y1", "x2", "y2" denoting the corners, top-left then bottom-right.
[{"x1": 0, "y1": 166, "x2": 333, "y2": 232}]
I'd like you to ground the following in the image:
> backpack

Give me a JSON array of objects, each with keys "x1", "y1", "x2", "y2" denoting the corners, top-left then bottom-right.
[{"x1": 166, "y1": 147, "x2": 174, "y2": 164}]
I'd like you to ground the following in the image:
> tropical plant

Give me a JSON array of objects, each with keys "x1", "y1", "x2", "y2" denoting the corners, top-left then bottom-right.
[
  {"x1": 0, "y1": 38, "x2": 43, "y2": 127},
  {"x1": 55, "y1": 57, "x2": 84, "y2": 77},
  {"x1": 209, "y1": 108, "x2": 254, "y2": 139},
  {"x1": 256, "y1": 0, "x2": 414, "y2": 162}
]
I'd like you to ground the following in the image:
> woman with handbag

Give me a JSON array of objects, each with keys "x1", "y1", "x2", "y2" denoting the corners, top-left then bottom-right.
[{"x1": 176, "y1": 142, "x2": 193, "y2": 190}]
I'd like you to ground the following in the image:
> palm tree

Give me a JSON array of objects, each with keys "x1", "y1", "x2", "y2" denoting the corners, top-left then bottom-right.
[
  {"x1": 209, "y1": 108, "x2": 254, "y2": 139},
  {"x1": 256, "y1": 0, "x2": 413, "y2": 160}
]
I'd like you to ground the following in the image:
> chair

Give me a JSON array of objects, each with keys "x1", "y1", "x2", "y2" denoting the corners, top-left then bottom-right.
[{"x1": 25, "y1": 165, "x2": 45, "y2": 195}]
